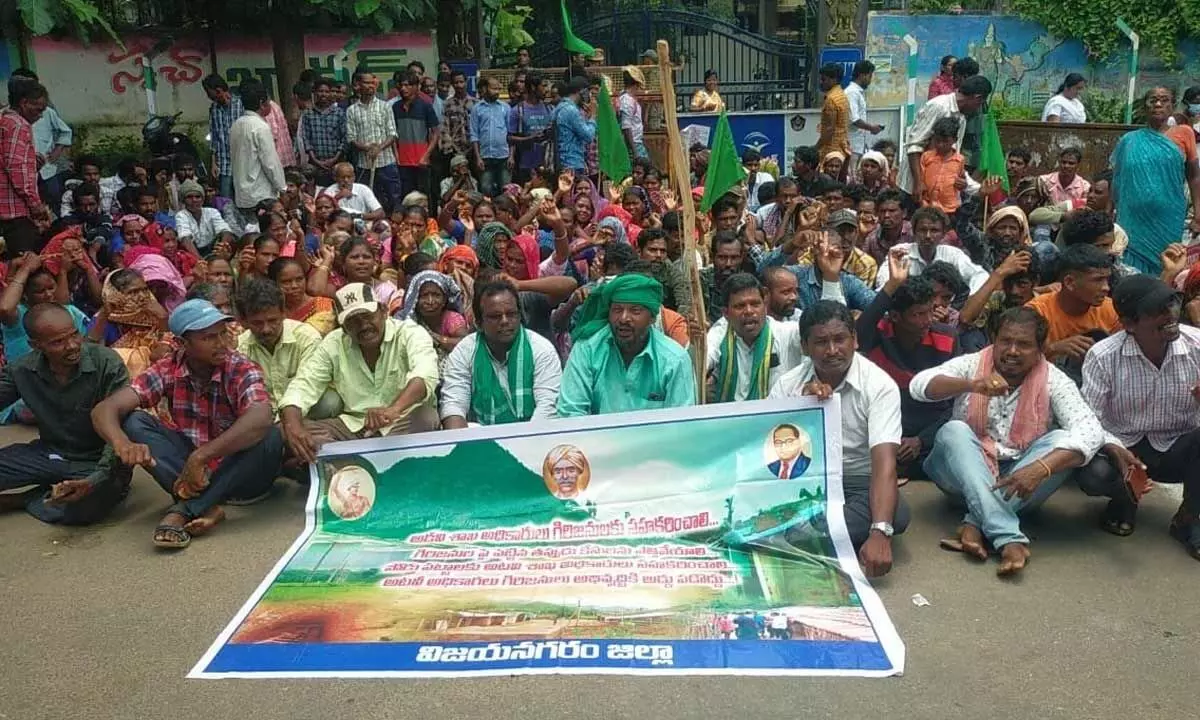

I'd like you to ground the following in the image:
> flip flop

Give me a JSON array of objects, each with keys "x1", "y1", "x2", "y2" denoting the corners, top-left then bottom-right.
[
  {"x1": 153, "y1": 524, "x2": 191, "y2": 549},
  {"x1": 1099, "y1": 497, "x2": 1137, "y2": 537}
]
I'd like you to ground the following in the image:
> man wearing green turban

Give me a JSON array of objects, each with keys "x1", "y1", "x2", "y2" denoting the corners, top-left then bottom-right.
[{"x1": 557, "y1": 274, "x2": 696, "y2": 417}]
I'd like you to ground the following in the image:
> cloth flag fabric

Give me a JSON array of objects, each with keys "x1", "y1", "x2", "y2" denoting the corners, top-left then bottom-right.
[
  {"x1": 977, "y1": 112, "x2": 1009, "y2": 192},
  {"x1": 596, "y1": 81, "x2": 632, "y2": 183},
  {"x1": 561, "y1": 0, "x2": 596, "y2": 57},
  {"x1": 700, "y1": 112, "x2": 748, "y2": 213}
]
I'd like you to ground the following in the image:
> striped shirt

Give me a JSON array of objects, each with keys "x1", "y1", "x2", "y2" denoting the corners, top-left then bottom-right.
[
  {"x1": 392, "y1": 96, "x2": 439, "y2": 167},
  {"x1": 1082, "y1": 326, "x2": 1200, "y2": 452},
  {"x1": 346, "y1": 97, "x2": 398, "y2": 169},
  {"x1": 209, "y1": 95, "x2": 244, "y2": 176}
]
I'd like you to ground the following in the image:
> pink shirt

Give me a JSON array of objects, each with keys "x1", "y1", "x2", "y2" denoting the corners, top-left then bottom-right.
[
  {"x1": 263, "y1": 101, "x2": 296, "y2": 168},
  {"x1": 1040, "y1": 171, "x2": 1091, "y2": 206}
]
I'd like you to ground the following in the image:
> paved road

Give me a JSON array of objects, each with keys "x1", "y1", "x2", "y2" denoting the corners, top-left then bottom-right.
[{"x1": 1, "y1": 424, "x2": 1195, "y2": 720}]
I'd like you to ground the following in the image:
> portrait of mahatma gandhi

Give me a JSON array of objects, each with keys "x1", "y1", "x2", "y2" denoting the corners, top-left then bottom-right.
[
  {"x1": 542, "y1": 445, "x2": 591, "y2": 499},
  {"x1": 765, "y1": 424, "x2": 811, "y2": 480}
]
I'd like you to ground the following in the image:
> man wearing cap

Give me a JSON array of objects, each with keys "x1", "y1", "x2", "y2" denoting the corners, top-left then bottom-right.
[
  {"x1": 618, "y1": 66, "x2": 648, "y2": 162},
  {"x1": 175, "y1": 178, "x2": 233, "y2": 256},
  {"x1": 791, "y1": 207, "x2": 878, "y2": 286},
  {"x1": 278, "y1": 282, "x2": 441, "y2": 458},
  {"x1": 0, "y1": 304, "x2": 131, "y2": 525},
  {"x1": 640, "y1": 49, "x2": 658, "y2": 66},
  {"x1": 92, "y1": 299, "x2": 283, "y2": 550},
  {"x1": 557, "y1": 274, "x2": 696, "y2": 417},
  {"x1": 1078, "y1": 275, "x2": 1200, "y2": 559},
  {"x1": 757, "y1": 210, "x2": 878, "y2": 313}
]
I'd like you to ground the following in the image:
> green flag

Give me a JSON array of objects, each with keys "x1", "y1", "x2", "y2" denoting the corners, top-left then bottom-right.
[
  {"x1": 595, "y1": 80, "x2": 632, "y2": 182},
  {"x1": 977, "y1": 112, "x2": 1008, "y2": 191},
  {"x1": 700, "y1": 112, "x2": 748, "y2": 213},
  {"x1": 561, "y1": 0, "x2": 596, "y2": 57}
]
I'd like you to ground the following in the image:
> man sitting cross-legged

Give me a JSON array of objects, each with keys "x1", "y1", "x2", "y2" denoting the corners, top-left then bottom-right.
[
  {"x1": 279, "y1": 282, "x2": 441, "y2": 462},
  {"x1": 441, "y1": 279, "x2": 562, "y2": 428},
  {"x1": 0, "y1": 304, "x2": 131, "y2": 524},
  {"x1": 912, "y1": 307, "x2": 1104, "y2": 576},
  {"x1": 768, "y1": 300, "x2": 910, "y2": 577},
  {"x1": 91, "y1": 299, "x2": 284, "y2": 550},
  {"x1": 235, "y1": 277, "x2": 324, "y2": 414},
  {"x1": 1077, "y1": 275, "x2": 1200, "y2": 559},
  {"x1": 557, "y1": 274, "x2": 695, "y2": 417}
]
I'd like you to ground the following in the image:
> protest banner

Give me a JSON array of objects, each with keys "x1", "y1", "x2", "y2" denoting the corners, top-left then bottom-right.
[{"x1": 191, "y1": 398, "x2": 904, "y2": 678}]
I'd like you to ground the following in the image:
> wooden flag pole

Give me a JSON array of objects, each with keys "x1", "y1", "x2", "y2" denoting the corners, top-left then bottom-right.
[{"x1": 657, "y1": 39, "x2": 708, "y2": 403}]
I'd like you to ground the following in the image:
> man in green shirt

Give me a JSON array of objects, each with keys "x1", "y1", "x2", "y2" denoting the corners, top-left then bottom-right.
[
  {"x1": 279, "y1": 282, "x2": 441, "y2": 462},
  {"x1": 557, "y1": 274, "x2": 696, "y2": 417},
  {"x1": 0, "y1": 304, "x2": 131, "y2": 524}
]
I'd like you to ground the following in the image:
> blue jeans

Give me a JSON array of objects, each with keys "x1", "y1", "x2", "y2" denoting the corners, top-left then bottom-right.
[
  {"x1": 924, "y1": 420, "x2": 1073, "y2": 547},
  {"x1": 0, "y1": 441, "x2": 129, "y2": 524},
  {"x1": 479, "y1": 158, "x2": 511, "y2": 198},
  {"x1": 121, "y1": 411, "x2": 282, "y2": 520},
  {"x1": 218, "y1": 174, "x2": 234, "y2": 201}
]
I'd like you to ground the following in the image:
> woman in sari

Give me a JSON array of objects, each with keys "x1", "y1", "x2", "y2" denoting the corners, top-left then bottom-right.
[
  {"x1": 857, "y1": 151, "x2": 891, "y2": 195},
  {"x1": 819, "y1": 150, "x2": 847, "y2": 182},
  {"x1": 88, "y1": 269, "x2": 172, "y2": 376},
  {"x1": 268, "y1": 256, "x2": 336, "y2": 335},
  {"x1": 308, "y1": 234, "x2": 403, "y2": 314},
  {"x1": 1111, "y1": 86, "x2": 1200, "y2": 274},
  {"x1": 41, "y1": 226, "x2": 102, "y2": 315},
  {"x1": 127, "y1": 252, "x2": 187, "y2": 312},
  {"x1": 438, "y1": 245, "x2": 480, "y2": 327},
  {"x1": 397, "y1": 270, "x2": 468, "y2": 363}
]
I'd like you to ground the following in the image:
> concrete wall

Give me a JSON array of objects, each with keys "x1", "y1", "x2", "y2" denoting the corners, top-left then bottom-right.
[
  {"x1": 864, "y1": 13, "x2": 1199, "y2": 114},
  {"x1": 22, "y1": 32, "x2": 438, "y2": 127}
]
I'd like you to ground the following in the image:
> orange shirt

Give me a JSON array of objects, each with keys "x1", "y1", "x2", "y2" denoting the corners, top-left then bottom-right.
[
  {"x1": 661, "y1": 308, "x2": 690, "y2": 348},
  {"x1": 818, "y1": 85, "x2": 852, "y2": 158},
  {"x1": 920, "y1": 149, "x2": 965, "y2": 213},
  {"x1": 1026, "y1": 291, "x2": 1121, "y2": 346},
  {"x1": 1167, "y1": 125, "x2": 1199, "y2": 164}
]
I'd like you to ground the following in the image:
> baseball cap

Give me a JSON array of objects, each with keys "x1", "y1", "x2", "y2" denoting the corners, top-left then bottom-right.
[
  {"x1": 335, "y1": 282, "x2": 380, "y2": 325},
  {"x1": 1111, "y1": 274, "x2": 1180, "y2": 320},
  {"x1": 826, "y1": 208, "x2": 858, "y2": 229},
  {"x1": 640, "y1": 49, "x2": 658, "y2": 62},
  {"x1": 168, "y1": 299, "x2": 231, "y2": 336}
]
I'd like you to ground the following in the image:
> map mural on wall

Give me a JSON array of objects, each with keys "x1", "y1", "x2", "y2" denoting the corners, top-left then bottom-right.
[{"x1": 864, "y1": 13, "x2": 1200, "y2": 113}]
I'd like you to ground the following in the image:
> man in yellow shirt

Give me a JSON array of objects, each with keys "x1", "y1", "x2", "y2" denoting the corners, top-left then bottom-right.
[
  {"x1": 278, "y1": 282, "x2": 441, "y2": 463},
  {"x1": 234, "y1": 278, "x2": 323, "y2": 415},
  {"x1": 817, "y1": 64, "x2": 851, "y2": 162}
]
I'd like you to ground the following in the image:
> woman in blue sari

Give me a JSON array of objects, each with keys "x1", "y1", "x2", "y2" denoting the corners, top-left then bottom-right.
[{"x1": 1111, "y1": 86, "x2": 1200, "y2": 274}]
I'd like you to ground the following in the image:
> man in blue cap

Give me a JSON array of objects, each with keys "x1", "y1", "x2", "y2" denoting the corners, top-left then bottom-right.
[{"x1": 91, "y1": 299, "x2": 283, "y2": 550}]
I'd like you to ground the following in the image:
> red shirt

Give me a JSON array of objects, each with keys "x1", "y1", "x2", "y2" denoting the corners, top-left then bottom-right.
[
  {"x1": 0, "y1": 110, "x2": 40, "y2": 219},
  {"x1": 928, "y1": 74, "x2": 955, "y2": 100},
  {"x1": 130, "y1": 349, "x2": 271, "y2": 460}
]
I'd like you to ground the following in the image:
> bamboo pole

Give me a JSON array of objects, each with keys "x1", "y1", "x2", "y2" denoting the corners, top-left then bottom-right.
[{"x1": 657, "y1": 39, "x2": 708, "y2": 403}]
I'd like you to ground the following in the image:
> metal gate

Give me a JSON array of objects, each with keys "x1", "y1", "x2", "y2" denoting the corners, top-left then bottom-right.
[{"x1": 528, "y1": 7, "x2": 813, "y2": 111}]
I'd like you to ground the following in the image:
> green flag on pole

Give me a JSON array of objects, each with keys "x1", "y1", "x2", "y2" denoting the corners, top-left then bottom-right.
[
  {"x1": 595, "y1": 80, "x2": 632, "y2": 182},
  {"x1": 561, "y1": 0, "x2": 596, "y2": 57},
  {"x1": 700, "y1": 112, "x2": 748, "y2": 213},
  {"x1": 977, "y1": 112, "x2": 1008, "y2": 192}
]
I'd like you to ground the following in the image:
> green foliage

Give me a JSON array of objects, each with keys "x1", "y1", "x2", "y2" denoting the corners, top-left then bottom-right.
[
  {"x1": 9, "y1": 0, "x2": 122, "y2": 45},
  {"x1": 74, "y1": 128, "x2": 144, "y2": 171},
  {"x1": 490, "y1": 3, "x2": 537, "y2": 55},
  {"x1": 907, "y1": 0, "x2": 960, "y2": 13},
  {"x1": 1082, "y1": 90, "x2": 1128, "y2": 125},
  {"x1": 286, "y1": 0, "x2": 437, "y2": 33},
  {"x1": 1010, "y1": 0, "x2": 1199, "y2": 64},
  {"x1": 988, "y1": 96, "x2": 1038, "y2": 122}
]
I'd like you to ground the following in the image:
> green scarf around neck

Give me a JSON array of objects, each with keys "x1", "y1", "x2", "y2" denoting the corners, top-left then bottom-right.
[{"x1": 471, "y1": 327, "x2": 535, "y2": 424}]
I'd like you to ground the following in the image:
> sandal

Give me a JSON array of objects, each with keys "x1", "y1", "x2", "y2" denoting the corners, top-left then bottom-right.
[
  {"x1": 153, "y1": 523, "x2": 191, "y2": 549},
  {"x1": 1168, "y1": 515, "x2": 1200, "y2": 561},
  {"x1": 1099, "y1": 497, "x2": 1137, "y2": 537}
]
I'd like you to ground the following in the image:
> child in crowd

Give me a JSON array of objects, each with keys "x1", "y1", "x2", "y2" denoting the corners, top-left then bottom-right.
[{"x1": 920, "y1": 116, "x2": 966, "y2": 214}]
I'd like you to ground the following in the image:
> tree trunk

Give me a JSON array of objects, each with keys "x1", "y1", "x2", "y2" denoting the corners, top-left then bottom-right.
[{"x1": 270, "y1": 14, "x2": 305, "y2": 120}]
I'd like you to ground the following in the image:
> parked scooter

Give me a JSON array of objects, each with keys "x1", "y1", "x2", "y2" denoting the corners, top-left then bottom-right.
[{"x1": 142, "y1": 111, "x2": 208, "y2": 180}]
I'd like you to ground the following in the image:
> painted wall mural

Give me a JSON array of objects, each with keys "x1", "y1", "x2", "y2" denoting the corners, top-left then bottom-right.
[
  {"x1": 864, "y1": 13, "x2": 1200, "y2": 115},
  {"x1": 26, "y1": 33, "x2": 437, "y2": 126}
]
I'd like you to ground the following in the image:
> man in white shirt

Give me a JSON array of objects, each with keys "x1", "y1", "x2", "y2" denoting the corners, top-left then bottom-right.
[
  {"x1": 441, "y1": 279, "x2": 562, "y2": 428},
  {"x1": 845, "y1": 61, "x2": 884, "y2": 181},
  {"x1": 768, "y1": 300, "x2": 908, "y2": 578},
  {"x1": 706, "y1": 273, "x2": 802, "y2": 402},
  {"x1": 323, "y1": 161, "x2": 385, "y2": 221},
  {"x1": 899, "y1": 75, "x2": 992, "y2": 198},
  {"x1": 743, "y1": 149, "x2": 775, "y2": 214},
  {"x1": 1078, "y1": 276, "x2": 1200, "y2": 559},
  {"x1": 174, "y1": 179, "x2": 233, "y2": 255},
  {"x1": 229, "y1": 82, "x2": 286, "y2": 220},
  {"x1": 874, "y1": 206, "x2": 988, "y2": 293},
  {"x1": 911, "y1": 306, "x2": 1104, "y2": 576}
]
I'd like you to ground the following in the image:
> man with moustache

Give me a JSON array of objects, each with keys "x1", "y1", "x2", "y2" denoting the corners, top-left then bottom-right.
[
  {"x1": 706, "y1": 273, "x2": 802, "y2": 403},
  {"x1": 1077, "y1": 276, "x2": 1200, "y2": 559},
  {"x1": 699, "y1": 231, "x2": 751, "y2": 323},
  {"x1": 761, "y1": 267, "x2": 801, "y2": 322},
  {"x1": 912, "y1": 307, "x2": 1104, "y2": 576},
  {"x1": 769, "y1": 300, "x2": 909, "y2": 577},
  {"x1": 557, "y1": 274, "x2": 695, "y2": 417}
]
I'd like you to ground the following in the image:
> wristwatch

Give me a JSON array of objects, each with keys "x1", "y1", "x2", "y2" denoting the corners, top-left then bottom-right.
[{"x1": 869, "y1": 521, "x2": 895, "y2": 538}]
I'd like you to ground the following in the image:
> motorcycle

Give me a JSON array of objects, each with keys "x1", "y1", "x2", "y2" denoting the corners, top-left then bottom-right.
[{"x1": 142, "y1": 111, "x2": 208, "y2": 180}]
